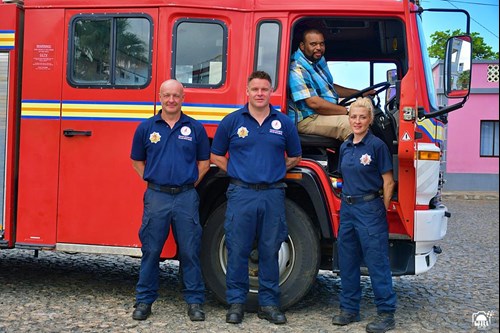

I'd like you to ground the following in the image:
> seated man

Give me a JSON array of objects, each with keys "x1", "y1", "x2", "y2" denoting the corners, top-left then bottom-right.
[{"x1": 289, "y1": 28, "x2": 373, "y2": 141}]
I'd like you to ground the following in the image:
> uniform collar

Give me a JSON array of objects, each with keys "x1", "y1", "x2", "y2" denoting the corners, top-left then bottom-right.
[
  {"x1": 242, "y1": 103, "x2": 279, "y2": 117},
  {"x1": 346, "y1": 130, "x2": 373, "y2": 146},
  {"x1": 154, "y1": 110, "x2": 190, "y2": 125}
]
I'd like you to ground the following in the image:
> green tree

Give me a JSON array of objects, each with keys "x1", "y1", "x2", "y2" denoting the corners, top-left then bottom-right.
[
  {"x1": 74, "y1": 18, "x2": 148, "y2": 83},
  {"x1": 428, "y1": 29, "x2": 499, "y2": 60}
]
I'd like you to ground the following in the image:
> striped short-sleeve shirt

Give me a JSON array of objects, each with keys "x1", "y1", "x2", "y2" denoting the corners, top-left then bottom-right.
[{"x1": 288, "y1": 49, "x2": 339, "y2": 123}]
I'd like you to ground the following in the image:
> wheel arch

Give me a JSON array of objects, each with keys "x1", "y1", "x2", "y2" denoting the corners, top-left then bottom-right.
[{"x1": 285, "y1": 167, "x2": 335, "y2": 241}]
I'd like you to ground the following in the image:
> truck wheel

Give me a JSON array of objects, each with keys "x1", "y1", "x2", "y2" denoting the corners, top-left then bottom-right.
[{"x1": 201, "y1": 198, "x2": 320, "y2": 312}]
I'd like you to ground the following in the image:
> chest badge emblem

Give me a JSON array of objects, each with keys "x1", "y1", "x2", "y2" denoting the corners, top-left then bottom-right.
[
  {"x1": 149, "y1": 132, "x2": 161, "y2": 144},
  {"x1": 360, "y1": 153, "x2": 372, "y2": 166},
  {"x1": 181, "y1": 126, "x2": 191, "y2": 136},
  {"x1": 271, "y1": 120, "x2": 282, "y2": 130},
  {"x1": 237, "y1": 126, "x2": 249, "y2": 138}
]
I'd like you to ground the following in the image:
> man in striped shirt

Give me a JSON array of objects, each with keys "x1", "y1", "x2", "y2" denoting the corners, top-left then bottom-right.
[{"x1": 289, "y1": 28, "x2": 374, "y2": 141}]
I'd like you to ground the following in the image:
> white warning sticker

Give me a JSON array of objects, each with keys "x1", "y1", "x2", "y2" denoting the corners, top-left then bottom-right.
[{"x1": 401, "y1": 132, "x2": 411, "y2": 141}]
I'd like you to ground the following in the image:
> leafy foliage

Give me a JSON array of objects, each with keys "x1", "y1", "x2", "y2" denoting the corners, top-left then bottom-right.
[{"x1": 428, "y1": 30, "x2": 498, "y2": 60}]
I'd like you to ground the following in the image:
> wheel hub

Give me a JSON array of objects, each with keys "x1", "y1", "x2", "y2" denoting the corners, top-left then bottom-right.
[{"x1": 218, "y1": 236, "x2": 295, "y2": 293}]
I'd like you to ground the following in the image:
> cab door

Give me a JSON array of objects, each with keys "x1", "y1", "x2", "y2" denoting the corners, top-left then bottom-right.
[
  {"x1": 56, "y1": 8, "x2": 158, "y2": 248},
  {"x1": 0, "y1": 51, "x2": 10, "y2": 244}
]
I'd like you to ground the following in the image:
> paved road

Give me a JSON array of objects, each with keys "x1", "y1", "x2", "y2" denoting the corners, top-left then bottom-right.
[{"x1": 0, "y1": 197, "x2": 498, "y2": 333}]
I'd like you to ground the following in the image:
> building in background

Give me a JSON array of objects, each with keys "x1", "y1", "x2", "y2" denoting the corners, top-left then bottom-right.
[{"x1": 433, "y1": 60, "x2": 499, "y2": 191}]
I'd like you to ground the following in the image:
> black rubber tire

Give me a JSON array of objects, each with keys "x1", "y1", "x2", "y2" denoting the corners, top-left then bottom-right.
[{"x1": 201, "y1": 198, "x2": 320, "y2": 312}]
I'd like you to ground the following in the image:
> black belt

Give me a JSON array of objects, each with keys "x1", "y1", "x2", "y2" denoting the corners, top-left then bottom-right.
[
  {"x1": 147, "y1": 182, "x2": 194, "y2": 194},
  {"x1": 230, "y1": 178, "x2": 286, "y2": 190},
  {"x1": 341, "y1": 192, "x2": 381, "y2": 204}
]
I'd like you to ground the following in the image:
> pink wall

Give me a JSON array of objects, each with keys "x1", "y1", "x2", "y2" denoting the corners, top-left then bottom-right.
[
  {"x1": 446, "y1": 62, "x2": 499, "y2": 174},
  {"x1": 471, "y1": 63, "x2": 498, "y2": 88}
]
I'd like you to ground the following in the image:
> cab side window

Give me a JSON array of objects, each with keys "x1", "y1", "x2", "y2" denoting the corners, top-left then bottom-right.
[
  {"x1": 68, "y1": 15, "x2": 152, "y2": 88},
  {"x1": 172, "y1": 19, "x2": 227, "y2": 87},
  {"x1": 255, "y1": 21, "x2": 281, "y2": 88}
]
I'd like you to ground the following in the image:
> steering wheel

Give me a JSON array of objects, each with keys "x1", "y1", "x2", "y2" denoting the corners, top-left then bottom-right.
[{"x1": 338, "y1": 81, "x2": 391, "y2": 107}]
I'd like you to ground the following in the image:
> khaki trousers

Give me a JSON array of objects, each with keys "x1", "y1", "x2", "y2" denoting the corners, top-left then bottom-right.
[{"x1": 297, "y1": 114, "x2": 352, "y2": 141}]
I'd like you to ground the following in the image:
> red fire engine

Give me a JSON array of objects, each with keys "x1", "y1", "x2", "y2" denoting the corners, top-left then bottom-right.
[{"x1": 0, "y1": 0, "x2": 472, "y2": 310}]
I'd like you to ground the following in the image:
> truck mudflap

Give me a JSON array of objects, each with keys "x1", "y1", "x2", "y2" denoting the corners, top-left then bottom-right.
[{"x1": 413, "y1": 204, "x2": 448, "y2": 274}]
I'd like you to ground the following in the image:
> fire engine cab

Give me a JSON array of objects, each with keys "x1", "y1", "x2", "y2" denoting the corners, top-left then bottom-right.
[{"x1": 0, "y1": 0, "x2": 472, "y2": 310}]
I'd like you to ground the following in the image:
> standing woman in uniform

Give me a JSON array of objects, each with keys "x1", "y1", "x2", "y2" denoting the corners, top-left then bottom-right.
[{"x1": 331, "y1": 97, "x2": 396, "y2": 333}]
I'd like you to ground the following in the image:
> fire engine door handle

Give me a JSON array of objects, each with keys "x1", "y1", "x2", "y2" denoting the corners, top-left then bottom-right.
[{"x1": 63, "y1": 129, "x2": 92, "y2": 137}]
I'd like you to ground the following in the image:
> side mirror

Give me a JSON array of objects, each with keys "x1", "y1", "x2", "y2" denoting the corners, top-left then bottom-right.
[
  {"x1": 385, "y1": 68, "x2": 397, "y2": 103},
  {"x1": 386, "y1": 68, "x2": 398, "y2": 85},
  {"x1": 444, "y1": 35, "x2": 472, "y2": 98}
]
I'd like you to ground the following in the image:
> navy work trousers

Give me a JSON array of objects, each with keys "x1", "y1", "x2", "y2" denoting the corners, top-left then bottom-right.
[
  {"x1": 338, "y1": 197, "x2": 397, "y2": 314},
  {"x1": 135, "y1": 188, "x2": 205, "y2": 305},
  {"x1": 224, "y1": 184, "x2": 288, "y2": 306}
]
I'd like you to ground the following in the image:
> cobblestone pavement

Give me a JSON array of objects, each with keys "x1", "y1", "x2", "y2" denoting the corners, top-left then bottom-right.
[{"x1": 1, "y1": 197, "x2": 498, "y2": 333}]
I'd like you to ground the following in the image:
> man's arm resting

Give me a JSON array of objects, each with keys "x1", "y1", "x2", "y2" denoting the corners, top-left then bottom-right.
[
  {"x1": 334, "y1": 84, "x2": 360, "y2": 98},
  {"x1": 131, "y1": 159, "x2": 146, "y2": 179},
  {"x1": 305, "y1": 96, "x2": 348, "y2": 115},
  {"x1": 335, "y1": 84, "x2": 377, "y2": 99},
  {"x1": 286, "y1": 156, "x2": 301, "y2": 170},
  {"x1": 195, "y1": 159, "x2": 210, "y2": 186},
  {"x1": 210, "y1": 153, "x2": 228, "y2": 173}
]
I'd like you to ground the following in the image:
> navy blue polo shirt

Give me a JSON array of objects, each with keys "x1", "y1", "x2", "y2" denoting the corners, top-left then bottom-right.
[
  {"x1": 338, "y1": 131, "x2": 392, "y2": 196},
  {"x1": 131, "y1": 111, "x2": 210, "y2": 186},
  {"x1": 211, "y1": 104, "x2": 302, "y2": 184}
]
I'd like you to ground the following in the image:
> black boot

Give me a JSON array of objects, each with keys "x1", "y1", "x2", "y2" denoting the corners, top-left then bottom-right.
[
  {"x1": 226, "y1": 304, "x2": 245, "y2": 324},
  {"x1": 132, "y1": 303, "x2": 152, "y2": 321},
  {"x1": 187, "y1": 303, "x2": 205, "y2": 321},
  {"x1": 332, "y1": 310, "x2": 360, "y2": 326},
  {"x1": 366, "y1": 312, "x2": 395, "y2": 333},
  {"x1": 258, "y1": 306, "x2": 287, "y2": 325}
]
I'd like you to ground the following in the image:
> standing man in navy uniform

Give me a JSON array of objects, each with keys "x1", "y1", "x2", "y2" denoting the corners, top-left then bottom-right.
[
  {"x1": 211, "y1": 71, "x2": 302, "y2": 325},
  {"x1": 130, "y1": 79, "x2": 210, "y2": 322},
  {"x1": 332, "y1": 97, "x2": 396, "y2": 333}
]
